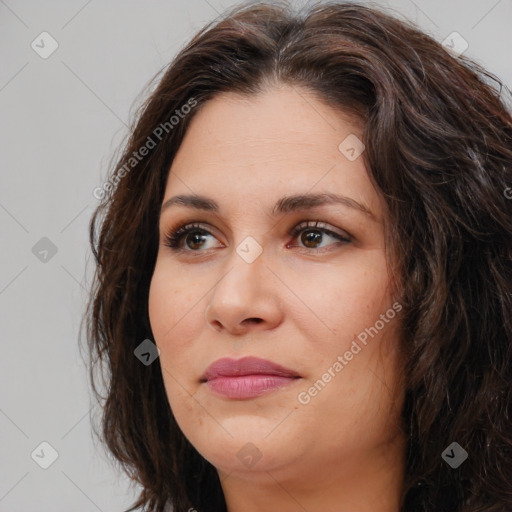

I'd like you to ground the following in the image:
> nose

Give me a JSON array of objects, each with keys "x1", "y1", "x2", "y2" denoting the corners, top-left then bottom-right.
[{"x1": 204, "y1": 249, "x2": 284, "y2": 335}]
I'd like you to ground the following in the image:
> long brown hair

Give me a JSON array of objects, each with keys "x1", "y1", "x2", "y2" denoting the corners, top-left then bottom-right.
[{"x1": 83, "y1": 1, "x2": 512, "y2": 510}]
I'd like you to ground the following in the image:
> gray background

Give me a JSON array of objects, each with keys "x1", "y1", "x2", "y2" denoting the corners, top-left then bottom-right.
[{"x1": 0, "y1": 0, "x2": 510, "y2": 510}]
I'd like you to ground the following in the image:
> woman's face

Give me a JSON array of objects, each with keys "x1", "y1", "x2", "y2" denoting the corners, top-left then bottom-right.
[{"x1": 149, "y1": 85, "x2": 405, "y2": 490}]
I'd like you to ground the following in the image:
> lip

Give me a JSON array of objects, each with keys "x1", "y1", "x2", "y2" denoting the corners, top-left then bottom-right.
[{"x1": 201, "y1": 356, "x2": 301, "y2": 399}]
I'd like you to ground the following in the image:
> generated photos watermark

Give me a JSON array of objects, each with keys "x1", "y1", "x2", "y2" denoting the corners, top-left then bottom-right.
[
  {"x1": 297, "y1": 301, "x2": 402, "y2": 405},
  {"x1": 93, "y1": 97, "x2": 198, "y2": 200}
]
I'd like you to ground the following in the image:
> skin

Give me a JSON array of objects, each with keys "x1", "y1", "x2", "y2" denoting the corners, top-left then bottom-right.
[{"x1": 148, "y1": 84, "x2": 406, "y2": 512}]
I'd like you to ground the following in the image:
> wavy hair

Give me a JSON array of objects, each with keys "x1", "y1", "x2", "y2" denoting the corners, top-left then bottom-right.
[{"x1": 83, "y1": 1, "x2": 512, "y2": 510}]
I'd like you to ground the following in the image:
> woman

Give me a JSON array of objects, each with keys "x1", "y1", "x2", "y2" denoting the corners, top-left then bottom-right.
[{"x1": 84, "y1": 1, "x2": 512, "y2": 511}]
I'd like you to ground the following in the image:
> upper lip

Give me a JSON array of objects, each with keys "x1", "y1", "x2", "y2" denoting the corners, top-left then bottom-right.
[{"x1": 201, "y1": 356, "x2": 301, "y2": 381}]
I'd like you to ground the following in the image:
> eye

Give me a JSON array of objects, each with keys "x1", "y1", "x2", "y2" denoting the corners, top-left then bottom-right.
[
  {"x1": 162, "y1": 220, "x2": 351, "y2": 253},
  {"x1": 288, "y1": 221, "x2": 351, "y2": 251},
  {"x1": 163, "y1": 223, "x2": 221, "y2": 252}
]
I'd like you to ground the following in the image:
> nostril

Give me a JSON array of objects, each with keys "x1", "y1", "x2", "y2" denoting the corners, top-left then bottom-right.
[{"x1": 209, "y1": 320, "x2": 222, "y2": 331}]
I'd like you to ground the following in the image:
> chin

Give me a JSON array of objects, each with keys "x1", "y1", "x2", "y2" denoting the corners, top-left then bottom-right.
[{"x1": 188, "y1": 424, "x2": 296, "y2": 474}]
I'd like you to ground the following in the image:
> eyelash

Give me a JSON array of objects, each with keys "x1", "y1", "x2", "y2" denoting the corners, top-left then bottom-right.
[{"x1": 162, "y1": 220, "x2": 351, "y2": 254}]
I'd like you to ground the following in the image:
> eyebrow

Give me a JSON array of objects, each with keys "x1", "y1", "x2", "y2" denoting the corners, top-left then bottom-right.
[{"x1": 160, "y1": 192, "x2": 376, "y2": 219}]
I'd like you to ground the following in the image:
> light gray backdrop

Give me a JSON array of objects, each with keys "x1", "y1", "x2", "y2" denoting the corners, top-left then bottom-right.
[{"x1": 1, "y1": 0, "x2": 510, "y2": 510}]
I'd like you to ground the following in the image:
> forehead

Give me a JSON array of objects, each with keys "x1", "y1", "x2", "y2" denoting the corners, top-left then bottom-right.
[
  {"x1": 174, "y1": 85, "x2": 363, "y2": 163},
  {"x1": 164, "y1": 85, "x2": 381, "y2": 217}
]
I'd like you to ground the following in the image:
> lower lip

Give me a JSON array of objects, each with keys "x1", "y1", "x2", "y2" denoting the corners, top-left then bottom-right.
[{"x1": 205, "y1": 375, "x2": 299, "y2": 399}]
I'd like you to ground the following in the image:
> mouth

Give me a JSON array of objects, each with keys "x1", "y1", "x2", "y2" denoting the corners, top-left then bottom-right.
[{"x1": 201, "y1": 356, "x2": 301, "y2": 399}]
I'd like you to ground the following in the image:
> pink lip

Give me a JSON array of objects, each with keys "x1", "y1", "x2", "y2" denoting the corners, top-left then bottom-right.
[{"x1": 201, "y1": 357, "x2": 301, "y2": 399}]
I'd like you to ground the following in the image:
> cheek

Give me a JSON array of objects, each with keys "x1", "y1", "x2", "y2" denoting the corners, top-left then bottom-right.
[
  {"x1": 148, "y1": 259, "x2": 223, "y2": 399},
  {"x1": 289, "y1": 249, "x2": 391, "y2": 342},
  {"x1": 148, "y1": 266, "x2": 200, "y2": 419},
  {"x1": 291, "y1": 249, "x2": 401, "y2": 403},
  {"x1": 148, "y1": 262, "x2": 199, "y2": 345}
]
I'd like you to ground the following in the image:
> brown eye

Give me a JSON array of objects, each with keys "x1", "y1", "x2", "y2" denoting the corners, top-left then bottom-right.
[
  {"x1": 163, "y1": 220, "x2": 351, "y2": 253},
  {"x1": 184, "y1": 231, "x2": 208, "y2": 250},
  {"x1": 163, "y1": 223, "x2": 221, "y2": 251},
  {"x1": 300, "y1": 229, "x2": 324, "y2": 248},
  {"x1": 290, "y1": 221, "x2": 351, "y2": 251}
]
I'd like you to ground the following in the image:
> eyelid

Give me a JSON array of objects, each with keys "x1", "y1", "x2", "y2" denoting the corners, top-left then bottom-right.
[
  {"x1": 162, "y1": 219, "x2": 352, "y2": 252},
  {"x1": 289, "y1": 220, "x2": 352, "y2": 242},
  {"x1": 162, "y1": 221, "x2": 224, "y2": 250}
]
